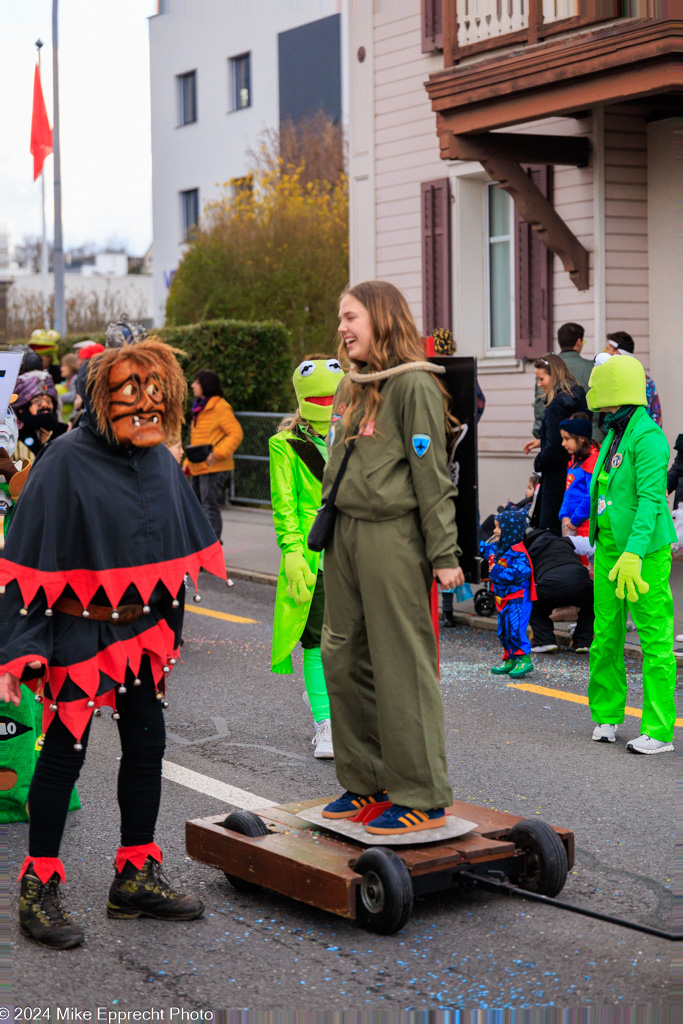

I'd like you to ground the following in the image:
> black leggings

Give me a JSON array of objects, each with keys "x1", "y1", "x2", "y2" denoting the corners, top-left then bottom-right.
[{"x1": 28, "y1": 658, "x2": 166, "y2": 858}]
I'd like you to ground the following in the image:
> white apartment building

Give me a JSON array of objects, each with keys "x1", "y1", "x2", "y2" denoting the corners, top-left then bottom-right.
[{"x1": 149, "y1": 0, "x2": 345, "y2": 324}]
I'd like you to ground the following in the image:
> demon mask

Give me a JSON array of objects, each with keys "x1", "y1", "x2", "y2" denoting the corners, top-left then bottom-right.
[{"x1": 87, "y1": 338, "x2": 186, "y2": 448}]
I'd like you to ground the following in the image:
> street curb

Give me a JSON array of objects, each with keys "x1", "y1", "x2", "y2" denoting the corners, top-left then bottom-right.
[
  {"x1": 224, "y1": 573, "x2": 647, "y2": 663},
  {"x1": 226, "y1": 565, "x2": 278, "y2": 586},
  {"x1": 444, "y1": 610, "x2": 645, "y2": 662}
]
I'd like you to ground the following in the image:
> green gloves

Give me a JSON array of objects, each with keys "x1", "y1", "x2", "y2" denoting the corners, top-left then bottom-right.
[
  {"x1": 284, "y1": 551, "x2": 316, "y2": 605},
  {"x1": 608, "y1": 552, "x2": 650, "y2": 602}
]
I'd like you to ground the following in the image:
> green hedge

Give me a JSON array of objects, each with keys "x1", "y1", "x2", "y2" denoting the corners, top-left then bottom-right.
[
  {"x1": 47, "y1": 320, "x2": 293, "y2": 413},
  {"x1": 160, "y1": 319, "x2": 293, "y2": 412}
]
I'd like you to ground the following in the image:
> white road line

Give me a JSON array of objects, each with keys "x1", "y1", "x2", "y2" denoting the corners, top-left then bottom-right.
[{"x1": 162, "y1": 759, "x2": 270, "y2": 811}]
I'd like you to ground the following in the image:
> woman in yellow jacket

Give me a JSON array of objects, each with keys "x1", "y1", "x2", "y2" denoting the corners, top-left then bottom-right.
[{"x1": 184, "y1": 370, "x2": 243, "y2": 540}]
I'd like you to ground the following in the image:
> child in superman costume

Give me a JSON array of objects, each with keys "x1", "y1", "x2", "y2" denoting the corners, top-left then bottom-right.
[
  {"x1": 585, "y1": 355, "x2": 676, "y2": 753},
  {"x1": 481, "y1": 509, "x2": 536, "y2": 678},
  {"x1": 0, "y1": 339, "x2": 226, "y2": 949},
  {"x1": 269, "y1": 355, "x2": 344, "y2": 759}
]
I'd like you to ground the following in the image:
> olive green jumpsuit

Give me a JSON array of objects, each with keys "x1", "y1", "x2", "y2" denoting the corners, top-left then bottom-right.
[{"x1": 321, "y1": 364, "x2": 460, "y2": 810}]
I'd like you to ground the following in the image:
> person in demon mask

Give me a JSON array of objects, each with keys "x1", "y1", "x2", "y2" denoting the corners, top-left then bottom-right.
[{"x1": 0, "y1": 338, "x2": 226, "y2": 950}]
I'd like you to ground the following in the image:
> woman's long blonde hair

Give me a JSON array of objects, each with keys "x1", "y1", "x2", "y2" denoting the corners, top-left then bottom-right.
[
  {"x1": 535, "y1": 353, "x2": 579, "y2": 404},
  {"x1": 337, "y1": 280, "x2": 454, "y2": 438}
]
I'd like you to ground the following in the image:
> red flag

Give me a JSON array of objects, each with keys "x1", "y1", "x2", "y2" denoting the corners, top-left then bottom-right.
[{"x1": 30, "y1": 64, "x2": 53, "y2": 181}]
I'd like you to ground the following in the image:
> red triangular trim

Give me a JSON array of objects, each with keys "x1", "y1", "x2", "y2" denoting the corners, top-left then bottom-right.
[
  {"x1": 0, "y1": 542, "x2": 225, "y2": 611},
  {"x1": 18, "y1": 856, "x2": 65, "y2": 884},
  {"x1": 115, "y1": 843, "x2": 163, "y2": 873},
  {"x1": 7, "y1": 621, "x2": 179, "y2": 741}
]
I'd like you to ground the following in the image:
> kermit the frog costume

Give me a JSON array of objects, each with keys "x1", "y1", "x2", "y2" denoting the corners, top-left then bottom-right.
[
  {"x1": 269, "y1": 356, "x2": 344, "y2": 759},
  {"x1": 586, "y1": 355, "x2": 676, "y2": 754}
]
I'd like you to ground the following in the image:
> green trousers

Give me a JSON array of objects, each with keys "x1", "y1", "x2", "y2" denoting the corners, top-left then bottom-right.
[
  {"x1": 589, "y1": 532, "x2": 676, "y2": 742},
  {"x1": 321, "y1": 511, "x2": 453, "y2": 810}
]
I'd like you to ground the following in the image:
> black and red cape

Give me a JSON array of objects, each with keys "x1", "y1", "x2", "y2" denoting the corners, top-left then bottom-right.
[{"x1": 0, "y1": 410, "x2": 225, "y2": 740}]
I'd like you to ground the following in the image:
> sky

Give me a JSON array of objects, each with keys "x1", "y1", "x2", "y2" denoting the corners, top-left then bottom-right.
[{"x1": 0, "y1": 0, "x2": 157, "y2": 259}]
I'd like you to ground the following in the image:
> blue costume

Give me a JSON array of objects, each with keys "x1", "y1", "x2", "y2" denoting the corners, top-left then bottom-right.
[
  {"x1": 481, "y1": 510, "x2": 536, "y2": 676},
  {"x1": 558, "y1": 447, "x2": 598, "y2": 534}
]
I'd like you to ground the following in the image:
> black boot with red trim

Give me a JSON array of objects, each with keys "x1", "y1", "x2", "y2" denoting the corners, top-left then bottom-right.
[
  {"x1": 107, "y1": 844, "x2": 204, "y2": 921},
  {"x1": 18, "y1": 859, "x2": 85, "y2": 950}
]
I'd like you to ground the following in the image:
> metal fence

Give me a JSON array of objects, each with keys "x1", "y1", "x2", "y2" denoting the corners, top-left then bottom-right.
[{"x1": 231, "y1": 411, "x2": 289, "y2": 506}]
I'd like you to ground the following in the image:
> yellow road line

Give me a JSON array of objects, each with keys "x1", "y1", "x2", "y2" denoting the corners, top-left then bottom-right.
[
  {"x1": 507, "y1": 681, "x2": 683, "y2": 728},
  {"x1": 185, "y1": 604, "x2": 259, "y2": 625}
]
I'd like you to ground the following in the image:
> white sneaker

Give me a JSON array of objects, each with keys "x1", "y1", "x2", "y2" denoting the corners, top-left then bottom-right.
[
  {"x1": 531, "y1": 644, "x2": 559, "y2": 654},
  {"x1": 312, "y1": 719, "x2": 334, "y2": 759},
  {"x1": 592, "y1": 723, "x2": 618, "y2": 743},
  {"x1": 626, "y1": 733, "x2": 674, "y2": 755}
]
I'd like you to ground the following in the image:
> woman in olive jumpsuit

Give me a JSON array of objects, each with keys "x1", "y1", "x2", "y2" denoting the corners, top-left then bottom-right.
[{"x1": 321, "y1": 280, "x2": 463, "y2": 836}]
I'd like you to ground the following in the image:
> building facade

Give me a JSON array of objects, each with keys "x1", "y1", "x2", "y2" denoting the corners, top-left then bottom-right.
[
  {"x1": 149, "y1": 0, "x2": 344, "y2": 324},
  {"x1": 347, "y1": 1, "x2": 680, "y2": 514}
]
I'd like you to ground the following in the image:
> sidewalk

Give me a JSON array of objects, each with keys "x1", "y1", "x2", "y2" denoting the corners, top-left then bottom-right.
[{"x1": 221, "y1": 505, "x2": 683, "y2": 657}]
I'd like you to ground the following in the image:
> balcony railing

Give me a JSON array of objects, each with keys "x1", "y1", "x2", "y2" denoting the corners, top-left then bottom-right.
[
  {"x1": 456, "y1": 2, "x2": 528, "y2": 48},
  {"x1": 445, "y1": 0, "x2": 623, "y2": 64}
]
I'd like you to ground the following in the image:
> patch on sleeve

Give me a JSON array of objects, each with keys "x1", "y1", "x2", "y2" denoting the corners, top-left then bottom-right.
[{"x1": 412, "y1": 433, "x2": 431, "y2": 457}]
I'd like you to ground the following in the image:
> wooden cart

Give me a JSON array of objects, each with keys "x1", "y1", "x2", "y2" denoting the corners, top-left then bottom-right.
[{"x1": 186, "y1": 798, "x2": 574, "y2": 934}]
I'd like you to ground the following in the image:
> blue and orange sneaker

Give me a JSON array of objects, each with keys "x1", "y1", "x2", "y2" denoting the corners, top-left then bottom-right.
[
  {"x1": 365, "y1": 805, "x2": 446, "y2": 835},
  {"x1": 322, "y1": 790, "x2": 388, "y2": 819}
]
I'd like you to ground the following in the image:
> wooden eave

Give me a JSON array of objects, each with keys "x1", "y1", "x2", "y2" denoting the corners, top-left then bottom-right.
[{"x1": 426, "y1": 19, "x2": 683, "y2": 140}]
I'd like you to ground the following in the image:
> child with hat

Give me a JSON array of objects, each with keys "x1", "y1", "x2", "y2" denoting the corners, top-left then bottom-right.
[
  {"x1": 558, "y1": 413, "x2": 599, "y2": 559},
  {"x1": 481, "y1": 508, "x2": 536, "y2": 678}
]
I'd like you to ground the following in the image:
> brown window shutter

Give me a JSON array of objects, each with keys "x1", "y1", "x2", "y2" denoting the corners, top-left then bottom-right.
[
  {"x1": 515, "y1": 164, "x2": 553, "y2": 360},
  {"x1": 421, "y1": 0, "x2": 444, "y2": 53},
  {"x1": 421, "y1": 177, "x2": 452, "y2": 336}
]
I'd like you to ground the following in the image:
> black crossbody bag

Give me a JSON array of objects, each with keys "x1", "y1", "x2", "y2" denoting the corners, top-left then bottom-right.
[{"x1": 307, "y1": 431, "x2": 358, "y2": 552}]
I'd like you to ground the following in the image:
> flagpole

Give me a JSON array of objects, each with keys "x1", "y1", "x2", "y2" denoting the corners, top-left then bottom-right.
[
  {"x1": 52, "y1": 0, "x2": 66, "y2": 337},
  {"x1": 35, "y1": 39, "x2": 49, "y2": 332}
]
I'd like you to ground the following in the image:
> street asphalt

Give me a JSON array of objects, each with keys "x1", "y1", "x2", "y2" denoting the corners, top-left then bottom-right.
[{"x1": 7, "y1": 570, "x2": 676, "y2": 1015}]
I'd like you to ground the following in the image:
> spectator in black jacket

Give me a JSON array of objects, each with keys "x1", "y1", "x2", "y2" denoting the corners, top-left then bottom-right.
[
  {"x1": 525, "y1": 527, "x2": 594, "y2": 654},
  {"x1": 523, "y1": 355, "x2": 587, "y2": 534},
  {"x1": 667, "y1": 433, "x2": 683, "y2": 510}
]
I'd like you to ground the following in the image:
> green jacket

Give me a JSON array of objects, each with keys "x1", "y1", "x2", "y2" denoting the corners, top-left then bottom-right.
[
  {"x1": 533, "y1": 349, "x2": 602, "y2": 442},
  {"x1": 589, "y1": 405, "x2": 676, "y2": 556},
  {"x1": 270, "y1": 427, "x2": 327, "y2": 673},
  {"x1": 323, "y1": 364, "x2": 460, "y2": 569}
]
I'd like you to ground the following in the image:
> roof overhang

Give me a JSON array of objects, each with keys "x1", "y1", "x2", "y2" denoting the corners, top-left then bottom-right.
[{"x1": 426, "y1": 18, "x2": 683, "y2": 146}]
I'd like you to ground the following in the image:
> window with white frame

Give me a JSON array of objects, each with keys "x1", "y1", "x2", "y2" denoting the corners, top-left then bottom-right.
[
  {"x1": 177, "y1": 71, "x2": 197, "y2": 126},
  {"x1": 487, "y1": 183, "x2": 514, "y2": 350},
  {"x1": 180, "y1": 188, "x2": 199, "y2": 241},
  {"x1": 229, "y1": 53, "x2": 251, "y2": 110}
]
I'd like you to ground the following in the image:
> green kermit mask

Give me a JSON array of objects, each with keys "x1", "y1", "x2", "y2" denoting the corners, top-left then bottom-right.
[
  {"x1": 587, "y1": 354, "x2": 646, "y2": 411},
  {"x1": 293, "y1": 357, "x2": 344, "y2": 435}
]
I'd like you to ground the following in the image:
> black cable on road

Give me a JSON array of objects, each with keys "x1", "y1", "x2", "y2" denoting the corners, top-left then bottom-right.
[{"x1": 460, "y1": 870, "x2": 677, "y2": 942}]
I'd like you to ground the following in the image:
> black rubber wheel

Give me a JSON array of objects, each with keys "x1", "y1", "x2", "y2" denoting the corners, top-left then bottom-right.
[
  {"x1": 473, "y1": 590, "x2": 496, "y2": 618},
  {"x1": 508, "y1": 818, "x2": 568, "y2": 898},
  {"x1": 221, "y1": 810, "x2": 269, "y2": 893},
  {"x1": 354, "y1": 847, "x2": 413, "y2": 935}
]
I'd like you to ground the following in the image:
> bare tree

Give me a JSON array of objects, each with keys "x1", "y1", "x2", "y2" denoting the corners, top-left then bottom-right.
[
  {"x1": 13, "y1": 235, "x2": 53, "y2": 273},
  {"x1": 247, "y1": 110, "x2": 346, "y2": 187}
]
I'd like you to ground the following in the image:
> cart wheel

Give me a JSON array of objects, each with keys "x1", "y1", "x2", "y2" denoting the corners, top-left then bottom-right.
[
  {"x1": 473, "y1": 590, "x2": 496, "y2": 618},
  {"x1": 221, "y1": 810, "x2": 269, "y2": 893},
  {"x1": 354, "y1": 847, "x2": 413, "y2": 935},
  {"x1": 508, "y1": 818, "x2": 568, "y2": 898}
]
